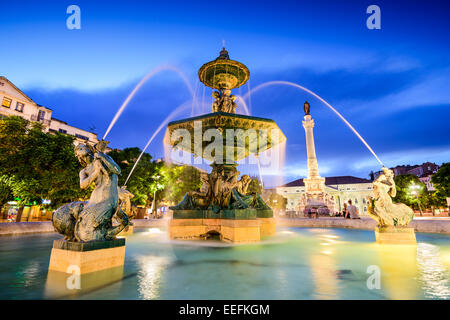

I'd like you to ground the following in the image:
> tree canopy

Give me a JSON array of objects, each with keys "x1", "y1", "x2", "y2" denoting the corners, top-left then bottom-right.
[
  {"x1": 0, "y1": 116, "x2": 87, "y2": 208},
  {"x1": 393, "y1": 174, "x2": 427, "y2": 209},
  {"x1": 431, "y1": 163, "x2": 450, "y2": 197},
  {"x1": 108, "y1": 147, "x2": 166, "y2": 207},
  {"x1": 430, "y1": 163, "x2": 450, "y2": 207},
  {"x1": 162, "y1": 164, "x2": 201, "y2": 204}
]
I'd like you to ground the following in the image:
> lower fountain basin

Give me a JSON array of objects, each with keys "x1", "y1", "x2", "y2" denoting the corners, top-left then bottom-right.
[{"x1": 0, "y1": 227, "x2": 449, "y2": 300}]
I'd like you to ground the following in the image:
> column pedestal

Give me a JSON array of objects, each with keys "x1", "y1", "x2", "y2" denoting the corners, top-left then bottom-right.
[{"x1": 169, "y1": 209, "x2": 276, "y2": 243}]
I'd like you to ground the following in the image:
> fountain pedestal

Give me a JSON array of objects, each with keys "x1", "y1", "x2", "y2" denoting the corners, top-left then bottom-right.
[
  {"x1": 46, "y1": 239, "x2": 125, "y2": 298},
  {"x1": 375, "y1": 226, "x2": 416, "y2": 245},
  {"x1": 169, "y1": 209, "x2": 276, "y2": 243},
  {"x1": 48, "y1": 238, "x2": 126, "y2": 274}
]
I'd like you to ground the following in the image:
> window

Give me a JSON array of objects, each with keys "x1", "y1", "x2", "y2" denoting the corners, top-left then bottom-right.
[
  {"x1": 15, "y1": 102, "x2": 24, "y2": 112},
  {"x1": 2, "y1": 97, "x2": 12, "y2": 108},
  {"x1": 38, "y1": 110, "x2": 45, "y2": 120},
  {"x1": 355, "y1": 198, "x2": 358, "y2": 204},
  {"x1": 75, "y1": 133, "x2": 89, "y2": 140},
  {"x1": 59, "y1": 129, "x2": 67, "y2": 134}
]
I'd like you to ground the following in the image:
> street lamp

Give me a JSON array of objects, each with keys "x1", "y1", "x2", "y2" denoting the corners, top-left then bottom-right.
[{"x1": 409, "y1": 184, "x2": 423, "y2": 216}]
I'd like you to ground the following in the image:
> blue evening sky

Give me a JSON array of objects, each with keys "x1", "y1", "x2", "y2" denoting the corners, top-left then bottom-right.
[{"x1": 1, "y1": 0, "x2": 449, "y2": 186}]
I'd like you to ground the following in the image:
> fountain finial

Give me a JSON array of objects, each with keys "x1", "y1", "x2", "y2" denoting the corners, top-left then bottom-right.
[
  {"x1": 198, "y1": 46, "x2": 249, "y2": 90},
  {"x1": 218, "y1": 44, "x2": 229, "y2": 60}
]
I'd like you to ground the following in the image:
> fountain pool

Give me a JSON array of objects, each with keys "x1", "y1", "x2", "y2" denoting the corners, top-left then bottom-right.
[{"x1": 1, "y1": 227, "x2": 449, "y2": 300}]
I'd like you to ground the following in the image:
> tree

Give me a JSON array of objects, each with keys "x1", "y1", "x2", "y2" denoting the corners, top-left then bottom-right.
[
  {"x1": 265, "y1": 192, "x2": 287, "y2": 210},
  {"x1": 0, "y1": 175, "x2": 13, "y2": 208},
  {"x1": 0, "y1": 116, "x2": 87, "y2": 209},
  {"x1": 393, "y1": 174, "x2": 427, "y2": 210},
  {"x1": 431, "y1": 163, "x2": 450, "y2": 207},
  {"x1": 162, "y1": 164, "x2": 202, "y2": 204},
  {"x1": 431, "y1": 163, "x2": 450, "y2": 196},
  {"x1": 108, "y1": 148, "x2": 165, "y2": 207}
]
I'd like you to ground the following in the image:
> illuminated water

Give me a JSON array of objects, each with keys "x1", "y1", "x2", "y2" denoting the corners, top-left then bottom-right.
[
  {"x1": 103, "y1": 65, "x2": 194, "y2": 141},
  {"x1": 1, "y1": 228, "x2": 449, "y2": 300},
  {"x1": 124, "y1": 101, "x2": 191, "y2": 185}
]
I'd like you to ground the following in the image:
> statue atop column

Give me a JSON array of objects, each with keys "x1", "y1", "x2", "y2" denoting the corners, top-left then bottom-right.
[{"x1": 304, "y1": 101, "x2": 310, "y2": 115}]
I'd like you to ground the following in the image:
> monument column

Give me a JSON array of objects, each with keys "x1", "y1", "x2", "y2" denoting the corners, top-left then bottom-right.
[{"x1": 302, "y1": 101, "x2": 325, "y2": 196}]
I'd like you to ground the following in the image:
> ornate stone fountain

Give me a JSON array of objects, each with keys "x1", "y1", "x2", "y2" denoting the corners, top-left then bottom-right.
[{"x1": 165, "y1": 47, "x2": 286, "y2": 243}]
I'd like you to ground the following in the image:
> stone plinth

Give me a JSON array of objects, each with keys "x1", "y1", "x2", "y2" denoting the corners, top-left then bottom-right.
[
  {"x1": 375, "y1": 226, "x2": 416, "y2": 245},
  {"x1": 45, "y1": 266, "x2": 124, "y2": 299},
  {"x1": 48, "y1": 238, "x2": 126, "y2": 274},
  {"x1": 169, "y1": 209, "x2": 276, "y2": 243},
  {"x1": 118, "y1": 225, "x2": 134, "y2": 236}
]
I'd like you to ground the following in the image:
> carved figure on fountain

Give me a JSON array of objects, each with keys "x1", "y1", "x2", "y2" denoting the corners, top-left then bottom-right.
[{"x1": 212, "y1": 89, "x2": 237, "y2": 113}]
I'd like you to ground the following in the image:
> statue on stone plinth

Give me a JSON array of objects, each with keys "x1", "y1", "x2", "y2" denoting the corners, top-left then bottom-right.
[
  {"x1": 171, "y1": 172, "x2": 212, "y2": 210},
  {"x1": 52, "y1": 141, "x2": 131, "y2": 242},
  {"x1": 170, "y1": 167, "x2": 269, "y2": 211},
  {"x1": 113, "y1": 186, "x2": 135, "y2": 227},
  {"x1": 118, "y1": 186, "x2": 134, "y2": 218},
  {"x1": 367, "y1": 167, "x2": 414, "y2": 227}
]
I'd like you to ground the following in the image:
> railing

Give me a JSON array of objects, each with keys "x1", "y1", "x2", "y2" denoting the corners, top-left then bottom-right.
[{"x1": 30, "y1": 114, "x2": 51, "y2": 126}]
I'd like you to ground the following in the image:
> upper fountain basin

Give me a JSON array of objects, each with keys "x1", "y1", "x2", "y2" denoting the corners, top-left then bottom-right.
[
  {"x1": 198, "y1": 52, "x2": 250, "y2": 90},
  {"x1": 165, "y1": 112, "x2": 286, "y2": 162}
]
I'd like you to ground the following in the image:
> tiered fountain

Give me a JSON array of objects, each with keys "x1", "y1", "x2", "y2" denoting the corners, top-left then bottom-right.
[{"x1": 165, "y1": 47, "x2": 286, "y2": 242}]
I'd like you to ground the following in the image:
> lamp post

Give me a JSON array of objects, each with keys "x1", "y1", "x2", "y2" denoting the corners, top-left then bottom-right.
[{"x1": 409, "y1": 184, "x2": 423, "y2": 216}]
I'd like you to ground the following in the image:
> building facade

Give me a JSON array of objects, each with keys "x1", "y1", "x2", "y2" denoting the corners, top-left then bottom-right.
[
  {"x1": 276, "y1": 176, "x2": 374, "y2": 216},
  {"x1": 0, "y1": 76, "x2": 98, "y2": 145},
  {"x1": 373, "y1": 162, "x2": 440, "y2": 191}
]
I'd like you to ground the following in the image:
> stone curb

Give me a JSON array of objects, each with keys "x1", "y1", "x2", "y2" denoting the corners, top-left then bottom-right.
[
  {"x1": 1, "y1": 217, "x2": 449, "y2": 236},
  {"x1": 276, "y1": 217, "x2": 450, "y2": 234}
]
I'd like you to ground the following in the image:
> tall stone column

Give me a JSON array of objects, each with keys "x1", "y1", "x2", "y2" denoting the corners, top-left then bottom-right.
[{"x1": 302, "y1": 109, "x2": 325, "y2": 197}]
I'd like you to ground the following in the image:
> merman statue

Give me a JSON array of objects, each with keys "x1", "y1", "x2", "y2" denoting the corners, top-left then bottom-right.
[
  {"x1": 52, "y1": 141, "x2": 131, "y2": 241},
  {"x1": 367, "y1": 167, "x2": 414, "y2": 227}
]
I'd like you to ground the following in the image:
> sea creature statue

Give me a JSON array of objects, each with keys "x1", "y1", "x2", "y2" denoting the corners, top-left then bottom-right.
[
  {"x1": 52, "y1": 141, "x2": 131, "y2": 241},
  {"x1": 367, "y1": 167, "x2": 414, "y2": 227},
  {"x1": 113, "y1": 186, "x2": 135, "y2": 225},
  {"x1": 171, "y1": 172, "x2": 212, "y2": 210},
  {"x1": 170, "y1": 168, "x2": 269, "y2": 211}
]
